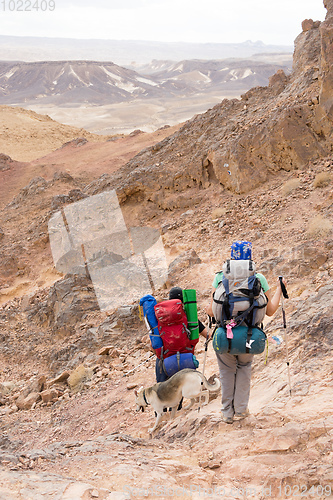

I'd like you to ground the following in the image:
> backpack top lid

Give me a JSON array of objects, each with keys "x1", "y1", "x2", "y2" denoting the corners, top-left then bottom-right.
[
  {"x1": 222, "y1": 259, "x2": 256, "y2": 280},
  {"x1": 231, "y1": 240, "x2": 252, "y2": 260}
]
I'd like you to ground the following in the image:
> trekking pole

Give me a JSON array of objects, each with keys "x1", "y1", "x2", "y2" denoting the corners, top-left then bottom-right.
[
  {"x1": 201, "y1": 316, "x2": 212, "y2": 376},
  {"x1": 279, "y1": 276, "x2": 291, "y2": 396},
  {"x1": 198, "y1": 316, "x2": 214, "y2": 412},
  {"x1": 123, "y1": 354, "x2": 155, "y2": 377}
]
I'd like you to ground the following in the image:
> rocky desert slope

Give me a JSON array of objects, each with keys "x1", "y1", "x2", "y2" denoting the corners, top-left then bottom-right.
[{"x1": 0, "y1": 9, "x2": 332, "y2": 500}]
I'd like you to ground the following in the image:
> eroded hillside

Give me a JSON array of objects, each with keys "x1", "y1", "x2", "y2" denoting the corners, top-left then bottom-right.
[{"x1": 0, "y1": 59, "x2": 292, "y2": 107}]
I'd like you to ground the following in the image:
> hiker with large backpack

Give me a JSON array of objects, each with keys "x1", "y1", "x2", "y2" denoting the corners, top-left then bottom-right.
[
  {"x1": 140, "y1": 287, "x2": 208, "y2": 383},
  {"x1": 206, "y1": 240, "x2": 286, "y2": 424}
]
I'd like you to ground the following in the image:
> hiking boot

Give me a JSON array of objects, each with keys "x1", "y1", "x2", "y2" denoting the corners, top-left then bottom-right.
[
  {"x1": 234, "y1": 409, "x2": 250, "y2": 420},
  {"x1": 222, "y1": 415, "x2": 233, "y2": 424}
]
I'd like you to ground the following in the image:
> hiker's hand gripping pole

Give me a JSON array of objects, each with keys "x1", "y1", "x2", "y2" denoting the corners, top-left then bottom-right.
[
  {"x1": 279, "y1": 277, "x2": 289, "y2": 300},
  {"x1": 279, "y1": 276, "x2": 292, "y2": 396},
  {"x1": 279, "y1": 276, "x2": 288, "y2": 329}
]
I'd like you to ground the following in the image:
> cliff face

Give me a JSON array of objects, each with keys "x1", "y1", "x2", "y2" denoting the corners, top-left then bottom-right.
[
  {"x1": 318, "y1": 0, "x2": 333, "y2": 131},
  {"x1": 86, "y1": 1, "x2": 332, "y2": 205},
  {"x1": 218, "y1": 1, "x2": 333, "y2": 195}
]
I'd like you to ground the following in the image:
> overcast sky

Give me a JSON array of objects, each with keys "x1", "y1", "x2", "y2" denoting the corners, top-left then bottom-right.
[{"x1": 1, "y1": 0, "x2": 327, "y2": 46}]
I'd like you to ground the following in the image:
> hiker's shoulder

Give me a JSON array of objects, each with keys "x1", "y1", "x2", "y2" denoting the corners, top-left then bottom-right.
[
  {"x1": 256, "y1": 272, "x2": 269, "y2": 292},
  {"x1": 212, "y1": 271, "x2": 223, "y2": 286}
]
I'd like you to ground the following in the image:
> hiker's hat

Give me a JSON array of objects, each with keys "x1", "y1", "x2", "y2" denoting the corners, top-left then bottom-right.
[
  {"x1": 231, "y1": 240, "x2": 252, "y2": 260},
  {"x1": 169, "y1": 286, "x2": 183, "y2": 301}
]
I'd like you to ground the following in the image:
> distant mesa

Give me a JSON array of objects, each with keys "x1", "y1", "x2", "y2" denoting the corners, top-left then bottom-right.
[{"x1": 0, "y1": 58, "x2": 292, "y2": 108}]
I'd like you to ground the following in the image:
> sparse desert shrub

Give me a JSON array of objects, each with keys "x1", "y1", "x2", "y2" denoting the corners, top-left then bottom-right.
[
  {"x1": 211, "y1": 207, "x2": 226, "y2": 219},
  {"x1": 68, "y1": 364, "x2": 92, "y2": 393},
  {"x1": 281, "y1": 178, "x2": 300, "y2": 197},
  {"x1": 306, "y1": 216, "x2": 332, "y2": 238},
  {"x1": 313, "y1": 171, "x2": 332, "y2": 188}
]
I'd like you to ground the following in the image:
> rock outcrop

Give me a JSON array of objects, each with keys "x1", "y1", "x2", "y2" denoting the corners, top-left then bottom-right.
[
  {"x1": 26, "y1": 274, "x2": 100, "y2": 334},
  {"x1": 318, "y1": 0, "x2": 333, "y2": 131}
]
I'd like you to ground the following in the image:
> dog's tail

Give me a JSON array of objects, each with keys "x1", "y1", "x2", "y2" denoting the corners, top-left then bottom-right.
[{"x1": 200, "y1": 373, "x2": 220, "y2": 392}]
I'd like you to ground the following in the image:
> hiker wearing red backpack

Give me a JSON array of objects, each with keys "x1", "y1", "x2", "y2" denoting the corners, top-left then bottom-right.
[
  {"x1": 154, "y1": 287, "x2": 208, "y2": 383},
  {"x1": 206, "y1": 241, "x2": 285, "y2": 424},
  {"x1": 140, "y1": 287, "x2": 208, "y2": 384}
]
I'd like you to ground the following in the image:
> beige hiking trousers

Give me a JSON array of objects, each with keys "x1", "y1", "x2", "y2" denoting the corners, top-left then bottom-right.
[{"x1": 215, "y1": 351, "x2": 254, "y2": 418}]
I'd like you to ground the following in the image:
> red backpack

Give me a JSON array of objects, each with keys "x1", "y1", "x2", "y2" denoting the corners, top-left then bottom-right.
[{"x1": 154, "y1": 299, "x2": 198, "y2": 359}]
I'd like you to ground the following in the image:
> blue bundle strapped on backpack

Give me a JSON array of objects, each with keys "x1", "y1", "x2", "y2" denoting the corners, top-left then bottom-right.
[
  {"x1": 140, "y1": 294, "x2": 163, "y2": 350},
  {"x1": 231, "y1": 240, "x2": 252, "y2": 260},
  {"x1": 162, "y1": 352, "x2": 199, "y2": 377}
]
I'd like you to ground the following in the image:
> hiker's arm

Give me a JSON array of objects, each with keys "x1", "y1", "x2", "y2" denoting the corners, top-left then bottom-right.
[
  {"x1": 206, "y1": 288, "x2": 216, "y2": 317},
  {"x1": 265, "y1": 279, "x2": 285, "y2": 316},
  {"x1": 199, "y1": 327, "x2": 208, "y2": 338},
  {"x1": 198, "y1": 319, "x2": 208, "y2": 338}
]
